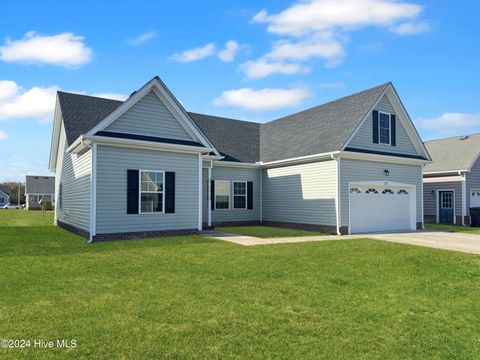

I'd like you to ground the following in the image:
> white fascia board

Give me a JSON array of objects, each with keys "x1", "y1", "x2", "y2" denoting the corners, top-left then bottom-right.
[
  {"x1": 213, "y1": 161, "x2": 260, "y2": 169},
  {"x1": 423, "y1": 170, "x2": 469, "y2": 176},
  {"x1": 69, "y1": 135, "x2": 213, "y2": 155},
  {"x1": 339, "y1": 150, "x2": 429, "y2": 165},
  {"x1": 48, "y1": 96, "x2": 62, "y2": 172},
  {"x1": 260, "y1": 151, "x2": 340, "y2": 168},
  {"x1": 423, "y1": 176, "x2": 464, "y2": 183}
]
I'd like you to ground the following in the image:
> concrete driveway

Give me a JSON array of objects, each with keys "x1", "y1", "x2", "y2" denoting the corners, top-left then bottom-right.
[{"x1": 203, "y1": 230, "x2": 480, "y2": 254}]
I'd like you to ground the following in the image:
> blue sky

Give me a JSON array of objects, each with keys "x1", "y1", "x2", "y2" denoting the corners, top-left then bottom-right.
[{"x1": 0, "y1": 0, "x2": 479, "y2": 181}]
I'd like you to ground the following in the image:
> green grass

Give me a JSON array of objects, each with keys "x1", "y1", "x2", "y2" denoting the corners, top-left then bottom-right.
[
  {"x1": 216, "y1": 225, "x2": 327, "y2": 238},
  {"x1": 425, "y1": 223, "x2": 480, "y2": 233},
  {"x1": 1, "y1": 211, "x2": 480, "y2": 359},
  {"x1": 0, "y1": 209, "x2": 54, "y2": 227}
]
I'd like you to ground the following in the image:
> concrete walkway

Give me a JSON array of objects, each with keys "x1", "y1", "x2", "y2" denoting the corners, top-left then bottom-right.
[{"x1": 202, "y1": 230, "x2": 480, "y2": 254}]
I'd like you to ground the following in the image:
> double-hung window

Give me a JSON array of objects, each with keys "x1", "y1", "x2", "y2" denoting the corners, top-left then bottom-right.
[
  {"x1": 379, "y1": 112, "x2": 391, "y2": 145},
  {"x1": 140, "y1": 171, "x2": 164, "y2": 213},
  {"x1": 233, "y1": 181, "x2": 247, "y2": 209},
  {"x1": 215, "y1": 180, "x2": 230, "y2": 209}
]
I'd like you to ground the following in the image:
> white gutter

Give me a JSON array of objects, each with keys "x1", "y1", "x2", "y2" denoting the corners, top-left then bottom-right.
[
  {"x1": 260, "y1": 151, "x2": 340, "y2": 167},
  {"x1": 424, "y1": 169, "x2": 469, "y2": 175},
  {"x1": 67, "y1": 135, "x2": 213, "y2": 155}
]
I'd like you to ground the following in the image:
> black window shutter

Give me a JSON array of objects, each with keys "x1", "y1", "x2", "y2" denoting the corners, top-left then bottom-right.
[
  {"x1": 247, "y1": 181, "x2": 253, "y2": 209},
  {"x1": 372, "y1": 110, "x2": 379, "y2": 144},
  {"x1": 127, "y1": 170, "x2": 139, "y2": 214},
  {"x1": 211, "y1": 180, "x2": 215, "y2": 211},
  {"x1": 390, "y1": 114, "x2": 396, "y2": 146},
  {"x1": 165, "y1": 172, "x2": 175, "y2": 213}
]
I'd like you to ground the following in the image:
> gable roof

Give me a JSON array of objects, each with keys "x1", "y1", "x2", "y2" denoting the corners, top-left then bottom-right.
[
  {"x1": 58, "y1": 92, "x2": 123, "y2": 146},
  {"x1": 424, "y1": 134, "x2": 480, "y2": 174},
  {"x1": 260, "y1": 83, "x2": 390, "y2": 162},
  {"x1": 53, "y1": 79, "x2": 426, "y2": 165},
  {"x1": 25, "y1": 175, "x2": 55, "y2": 194},
  {"x1": 0, "y1": 185, "x2": 10, "y2": 196},
  {"x1": 188, "y1": 112, "x2": 260, "y2": 163}
]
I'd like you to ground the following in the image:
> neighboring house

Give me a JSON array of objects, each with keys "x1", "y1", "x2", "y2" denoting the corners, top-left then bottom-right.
[
  {"x1": 25, "y1": 175, "x2": 55, "y2": 210},
  {"x1": 0, "y1": 185, "x2": 10, "y2": 206},
  {"x1": 48, "y1": 76, "x2": 431, "y2": 242},
  {"x1": 423, "y1": 135, "x2": 480, "y2": 225}
]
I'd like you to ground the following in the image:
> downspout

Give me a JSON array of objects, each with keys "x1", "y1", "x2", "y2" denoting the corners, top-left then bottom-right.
[
  {"x1": 207, "y1": 166, "x2": 212, "y2": 227},
  {"x1": 460, "y1": 171, "x2": 467, "y2": 226},
  {"x1": 198, "y1": 153, "x2": 203, "y2": 231},
  {"x1": 88, "y1": 143, "x2": 97, "y2": 243},
  {"x1": 332, "y1": 154, "x2": 342, "y2": 235}
]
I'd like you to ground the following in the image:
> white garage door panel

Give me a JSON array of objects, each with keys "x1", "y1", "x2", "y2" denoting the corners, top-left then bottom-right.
[{"x1": 349, "y1": 185, "x2": 413, "y2": 233}]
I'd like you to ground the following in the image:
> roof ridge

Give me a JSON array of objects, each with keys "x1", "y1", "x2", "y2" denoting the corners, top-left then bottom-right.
[
  {"x1": 266, "y1": 82, "x2": 391, "y2": 125},
  {"x1": 425, "y1": 133, "x2": 480, "y2": 143},
  {"x1": 188, "y1": 111, "x2": 260, "y2": 125},
  {"x1": 57, "y1": 91, "x2": 124, "y2": 103}
]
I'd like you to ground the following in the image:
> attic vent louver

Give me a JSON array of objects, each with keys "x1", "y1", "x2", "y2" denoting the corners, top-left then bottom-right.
[{"x1": 460, "y1": 136, "x2": 469, "y2": 140}]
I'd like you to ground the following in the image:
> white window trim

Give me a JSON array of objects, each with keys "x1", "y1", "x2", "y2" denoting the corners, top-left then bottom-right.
[
  {"x1": 138, "y1": 170, "x2": 165, "y2": 215},
  {"x1": 232, "y1": 181, "x2": 248, "y2": 210},
  {"x1": 378, "y1": 111, "x2": 391, "y2": 145},
  {"x1": 214, "y1": 180, "x2": 231, "y2": 210}
]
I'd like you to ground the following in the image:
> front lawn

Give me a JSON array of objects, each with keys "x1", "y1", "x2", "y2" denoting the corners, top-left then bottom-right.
[
  {"x1": 0, "y1": 209, "x2": 54, "y2": 227},
  {"x1": 216, "y1": 225, "x2": 327, "y2": 238},
  {"x1": 1, "y1": 211, "x2": 480, "y2": 359},
  {"x1": 425, "y1": 223, "x2": 480, "y2": 233}
]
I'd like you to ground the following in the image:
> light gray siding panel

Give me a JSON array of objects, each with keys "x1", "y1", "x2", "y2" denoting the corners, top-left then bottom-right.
[
  {"x1": 262, "y1": 160, "x2": 337, "y2": 226},
  {"x1": 56, "y1": 122, "x2": 91, "y2": 231},
  {"x1": 105, "y1": 91, "x2": 193, "y2": 141},
  {"x1": 340, "y1": 159, "x2": 422, "y2": 225},
  {"x1": 466, "y1": 156, "x2": 480, "y2": 214},
  {"x1": 348, "y1": 95, "x2": 418, "y2": 156},
  {"x1": 95, "y1": 145, "x2": 199, "y2": 233},
  {"x1": 211, "y1": 166, "x2": 261, "y2": 223},
  {"x1": 423, "y1": 181, "x2": 462, "y2": 218}
]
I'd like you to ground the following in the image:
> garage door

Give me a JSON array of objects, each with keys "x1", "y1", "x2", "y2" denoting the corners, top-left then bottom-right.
[{"x1": 349, "y1": 184, "x2": 414, "y2": 233}]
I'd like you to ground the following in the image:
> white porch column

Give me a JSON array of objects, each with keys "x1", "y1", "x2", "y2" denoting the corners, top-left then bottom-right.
[
  {"x1": 208, "y1": 167, "x2": 212, "y2": 227},
  {"x1": 198, "y1": 153, "x2": 202, "y2": 231}
]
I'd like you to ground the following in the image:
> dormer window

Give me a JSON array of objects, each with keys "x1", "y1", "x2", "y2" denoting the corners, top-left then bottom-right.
[{"x1": 379, "y1": 112, "x2": 391, "y2": 145}]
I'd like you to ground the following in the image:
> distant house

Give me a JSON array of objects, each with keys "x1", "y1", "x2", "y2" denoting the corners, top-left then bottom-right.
[
  {"x1": 0, "y1": 185, "x2": 10, "y2": 206},
  {"x1": 423, "y1": 135, "x2": 480, "y2": 225},
  {"x1": 25, "y1": 175, "x2": 55, "y2": 210}
]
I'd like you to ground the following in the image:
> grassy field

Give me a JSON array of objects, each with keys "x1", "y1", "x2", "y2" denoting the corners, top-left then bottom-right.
[
  {"x1": 216, "y1": 225, "x2": 327, "y2": 238},
  {"x1": 1, "y1": 211, "x2": 480, "y2": 359},
  {"x1": 425, "y1": 223, "x2": 480, "y2": 233}
]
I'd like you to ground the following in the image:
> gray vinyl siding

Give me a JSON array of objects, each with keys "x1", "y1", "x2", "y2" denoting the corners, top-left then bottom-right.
[
  {"x1": 262, "y1": 160, "x2": 337, "y2": 226},
  {"x1": 0, "y1": 192, "x2": 9, "y2": 206},
  {"x1": 466, "y1": 156, "x2": 480, "y2": 214},
  {"x1": 56, "y1": 122, "x2": 91, "y2": 231},
  {"x1": 347, "y1": 95, "x2": 418, "y2": 156},
  {"x1": 105, "y1": 91, "x2": 193, "y2": 141},
  {"x1": 340, "y1": 159, "x2": 422, "y2": 226},
  {"x1": 95, "y1": 145, "x2": 199, "y2": 233},
  {"x1": 211, "y1": 166, "x2": 261, "y2": 223},
  {"x1": 423, "y1": 181, "x2": 462, "y2": 218}
]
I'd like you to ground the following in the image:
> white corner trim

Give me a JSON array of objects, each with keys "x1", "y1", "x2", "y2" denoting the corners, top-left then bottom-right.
[
  {"x1": 259, "y1": 169, "x2": 263, "y2": 223},
  {"x1": 89, "y1": 144, "x2": 97, "y2": 243},
  {"x1": 334, "y1": 155, "x2": 341, "y2": 235},
  {"x1": 198, "y1": 153, "x2": 203, "y2": 231},
  {"x1": 48, "y1": 96, "x2": 62, "y2": 172},
  {"x1": 207, "y1": 167, "x2": 212, "y2": 227},
  {"x1": 461, "y1": 172, "x2": 466, "y2": 226}
]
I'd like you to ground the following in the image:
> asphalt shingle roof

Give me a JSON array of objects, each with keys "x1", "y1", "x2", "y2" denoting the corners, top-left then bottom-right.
[
  {"x1": 57, "y1": 82, "x2": 391, "y2": 163},
  {"x1": 25, "y1": 175, "x2": 55, "y2": 194},
  {"x1": 424, "y1": 134, "x2": 480, "y2": 173},
  {"x1": 188, "y1": 112, "x2": 260, "y2": 163},
  {"x1": 260, "y1": 83, "x2": 390, "y2": 162}
]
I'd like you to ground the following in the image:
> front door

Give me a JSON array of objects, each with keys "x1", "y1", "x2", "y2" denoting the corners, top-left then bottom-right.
[{"x1": 439, "y1": 191, "x2": 454, "y2": 224}]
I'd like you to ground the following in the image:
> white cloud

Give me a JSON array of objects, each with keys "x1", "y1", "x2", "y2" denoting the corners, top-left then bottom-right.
[
  {"x1": 218, "y1": 40, "x2": 240, "y2": 62},
  {"x1": 0, "y1": 80, "x2": 58, "y2": 122},
  {"x1": 171, "y1": 43, "x2": 216, "y2": 63},
  {"x1": 252, "y1": 0, "x2": 424, "y2": 36},
  {"x1": 127, "y1": 32, "x2": 156, "y2": 45},
  {"x1": 267, "y1": 33, "x2": 345, "y2": 65},
  {"x1": 0, "y1": 31, "x2": 92, "y2": 67},
  {"x1": 240, "y1": 59, "x2": 309, "y2": 79},
  {"x1": 421, "y1": 113, "x2": 480, "y2": 136},
  {"x1": 0, "y1": 130, "x2": 7, "y2": 140},
  {"x1": 91, "y1": 92, "x2": 128, "y2": 101},
  {"x1": 214, "y1": 87, "x2": 310, "y2": 111},
  {"x1": 390, "y1": 21, "x2": 432, "y2": 35}
]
